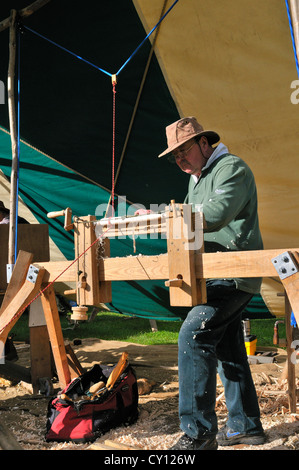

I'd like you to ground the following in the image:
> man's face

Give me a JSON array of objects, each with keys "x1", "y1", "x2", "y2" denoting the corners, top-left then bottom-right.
[{"x1": 172, "y1": 139, "x2": 204, "y2": 176}]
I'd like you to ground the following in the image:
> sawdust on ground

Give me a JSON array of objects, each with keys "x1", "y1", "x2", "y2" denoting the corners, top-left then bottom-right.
[{"x1": 0, "y1": 338, "x2": 299, "y2": 451}]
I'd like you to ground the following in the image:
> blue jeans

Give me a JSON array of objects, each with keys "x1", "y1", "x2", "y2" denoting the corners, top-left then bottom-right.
[{"x1": 178, "y1": 279, "x2": 263, "y2": 439}]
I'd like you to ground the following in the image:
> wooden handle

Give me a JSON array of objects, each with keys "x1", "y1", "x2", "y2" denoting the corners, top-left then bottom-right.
[
  {"x1": 89, "y1": 380, "x2": 106, "y2": 396},
  {"x1": 106, "y1": 351, "x2": 129, "y2": 390},
  {"x1": 47, "y1": 207, "x2": 73, "y2": 231},
  {"x1": 47, "y1": 209, "x2": 65, "y2": 218}
]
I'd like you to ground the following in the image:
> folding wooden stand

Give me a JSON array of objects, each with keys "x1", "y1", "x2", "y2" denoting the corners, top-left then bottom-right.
[
  {"x1": 1, "y1": 203, "x2": 298, "y2": 411},
  {"x1": 0, "y1": 251, "x2": 72, "y2": 391}
]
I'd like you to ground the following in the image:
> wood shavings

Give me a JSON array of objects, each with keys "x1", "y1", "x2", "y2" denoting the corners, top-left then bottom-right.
[{"x1": 1, "y1": 340, "x2": 299, "y2": 450}]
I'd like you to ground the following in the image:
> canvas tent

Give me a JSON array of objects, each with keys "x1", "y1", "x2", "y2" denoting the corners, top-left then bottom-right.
[{"x1": 0, "y1": 0, "x2": 298, "y2": 320}]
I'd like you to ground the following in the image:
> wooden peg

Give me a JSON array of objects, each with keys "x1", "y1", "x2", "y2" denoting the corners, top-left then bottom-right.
[
  {"x1": 165, "y1": 277, "x2": 183, "y2": 288},
  {"x1": 63, "y1": 289, "x2": 76, "y2": 296}
]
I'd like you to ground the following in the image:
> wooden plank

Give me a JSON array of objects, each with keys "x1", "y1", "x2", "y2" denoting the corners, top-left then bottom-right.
[
  {"x1": 0, "y1": 361, "x2": 32, "y2": 383},
  {"x1": 97, "y1": 237, "x2": 112, "y2": 303},
  {"x1": 0, "y1": 225, "x2": 50, "y2": 291},
  {"x1": 40, "y1": 260, "x2": 76, "y2": 283},
  {"x1": 38, "y1": 246, "x2": 299, "y2": 292},
  {"x1": 98, "y1": 249, "x2": 299, "y2": 282},
  {"x1": 196, "y1": 249, "x2": 296, "y2": 279},
  {"x1": 0, "y1": 265, "x2": 45, "y2": 345},
  {"x1": 40, "y1": 284, "x2": 71, "y2": 388},
  {"x1": 30, "y1": 325, "x2": 52, "y2": 394},
  {"x1": 0, "y1": 250, "x2": 33, "y2": 314},
  {"x1": 99, "y1": 254, "x2": 169, "y2": 281}
]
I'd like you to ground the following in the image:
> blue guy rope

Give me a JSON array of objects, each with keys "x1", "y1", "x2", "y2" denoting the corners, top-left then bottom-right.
[
  {"x1": 22, "y1": 25, "x2": 112, "y2": 78},
  {"x1": 116, "y1": 0, "x2": 179, "y2": 76},
  {"x1": 22, "y1": 0, "x2": 179, "y2": 80},
  {"x1": 285, "y1": 0, "x2": 299, "y2": 78}
]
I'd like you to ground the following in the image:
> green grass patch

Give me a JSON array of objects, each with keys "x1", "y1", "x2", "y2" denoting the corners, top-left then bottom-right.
[{"x1": 9, "y1": 311, "x2": 286, "y2": 348}]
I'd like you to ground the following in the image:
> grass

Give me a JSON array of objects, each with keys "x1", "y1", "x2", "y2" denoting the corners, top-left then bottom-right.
[{"x1": 9, "y1": 310, "x2": 286, "y2": 348}]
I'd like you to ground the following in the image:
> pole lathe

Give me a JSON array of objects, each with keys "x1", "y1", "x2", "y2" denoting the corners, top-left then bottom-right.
[{"x1": 1, "y1": 202, "x2": 298, "y2": 404}]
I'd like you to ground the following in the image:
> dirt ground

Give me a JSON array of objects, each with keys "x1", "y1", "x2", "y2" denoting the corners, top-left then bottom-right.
[{"x1": 0, "y1": 337, "x2": 299, "y2": 451}]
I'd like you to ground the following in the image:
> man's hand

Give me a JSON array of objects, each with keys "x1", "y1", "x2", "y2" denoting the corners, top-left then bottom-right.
[{"x1": 134, "y1": 209, "x2": 153, "y2": 216}]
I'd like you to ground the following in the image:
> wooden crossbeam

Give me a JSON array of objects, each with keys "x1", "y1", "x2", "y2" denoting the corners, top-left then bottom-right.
[{"x1": 96, "y1": 249, "x2": 299, "y2": 282}]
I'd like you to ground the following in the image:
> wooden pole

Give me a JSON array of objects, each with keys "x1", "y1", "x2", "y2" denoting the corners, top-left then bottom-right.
[
  {"x1": 7, "y1": 9, "x2": 18, "y2": 267},
  {"x1": 290, "y1": 0, "x2": 299, "y2": 66},
  {"x1": 0, "y1": 0, "x2": 51, "y2": 33}
]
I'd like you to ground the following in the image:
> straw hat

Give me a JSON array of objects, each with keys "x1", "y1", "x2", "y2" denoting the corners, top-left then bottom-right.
[{"x1": 158, "y1": 116, "x2": 220, "y2": 158}]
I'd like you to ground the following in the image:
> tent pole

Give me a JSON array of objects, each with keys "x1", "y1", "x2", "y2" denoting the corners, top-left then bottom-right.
[
  {"x1": 7, "y1": 9, "x2": 18, "y2": 268},
  {"x1": 290, "y1": 0, "x2": 299, "y2": 66}
]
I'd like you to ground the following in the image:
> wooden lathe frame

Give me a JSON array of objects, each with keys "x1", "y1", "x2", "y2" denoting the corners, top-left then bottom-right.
[{"x1": 0, "y1": 203, "x2": 298, "y2": 410}]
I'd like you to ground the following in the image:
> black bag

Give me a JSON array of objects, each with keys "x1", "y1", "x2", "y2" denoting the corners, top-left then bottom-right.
[{"x1": 45, "y1": 363, "x2": 138, "y2": 443}]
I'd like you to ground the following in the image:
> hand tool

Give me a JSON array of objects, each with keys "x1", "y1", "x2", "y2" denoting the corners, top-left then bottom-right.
[{"x1": 90, "y1": 351, "x2": 129, "y2": 399}]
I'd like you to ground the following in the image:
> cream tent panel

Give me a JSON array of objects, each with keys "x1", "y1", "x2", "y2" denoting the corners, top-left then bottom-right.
[
  {"x1": 134, "y1": 0, "x2": 298, "y2": 317},
  {"x1": 134, "y1": 0, "x2": 299, "y2": 250}
]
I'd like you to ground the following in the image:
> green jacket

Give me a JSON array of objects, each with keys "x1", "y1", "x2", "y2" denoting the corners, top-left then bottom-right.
[{"x1": 184, "y1": 145, "x2": 263, "y2": 294}]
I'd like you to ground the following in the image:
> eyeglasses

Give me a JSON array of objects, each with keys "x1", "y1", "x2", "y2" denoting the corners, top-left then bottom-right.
[{"x1": 171, "y1": 141, "x2": 197, "y2": 161}]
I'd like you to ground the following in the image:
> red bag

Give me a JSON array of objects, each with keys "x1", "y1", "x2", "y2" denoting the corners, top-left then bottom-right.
[{"x1": 45, "y1": 363, "x2": 138, "y2": 443}]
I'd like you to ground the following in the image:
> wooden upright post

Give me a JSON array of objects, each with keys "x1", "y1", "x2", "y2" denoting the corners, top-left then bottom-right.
[
  {"x1": 7, "y1": 9, "x2": 18, "y2": 267},
  {"x1": 285, "y1": 294, "x2": 297, "y2": 412},
  {"x1": 40, "y1": 284, "x2": 71, "y2": 388},
  {"x1": 166, "y1": 203, "x2": 206, "y2": 306},
  {"x1": 74, "y1": 215, "x2": 111, "y2": 306}
]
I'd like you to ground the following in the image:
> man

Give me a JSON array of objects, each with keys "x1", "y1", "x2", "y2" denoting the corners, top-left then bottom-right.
[
  {"x1": 158, "y1": 117, "x2": 265, "y2": 450},
  {"x1": 0, "y1": 200, "x2": 29, "y2": 224}
]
